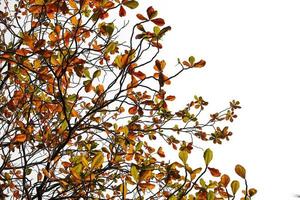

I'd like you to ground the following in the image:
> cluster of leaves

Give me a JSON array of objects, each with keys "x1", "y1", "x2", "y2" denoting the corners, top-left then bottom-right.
[{"x1": 0, "y1": 0, "x2": 256, "y2": 199}]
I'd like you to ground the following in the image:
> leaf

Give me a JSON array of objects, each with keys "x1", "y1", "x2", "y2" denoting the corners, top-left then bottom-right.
[
  {"x1": 194, "y1": 59, "x2": 206, "y2": 68},
  {"x1": 71, "y1": 16, "x2": 78, "y2": 26},
  {"x1": 207, "y1": 191, "x2": 215, "y2": 200},
  {"x1": 130, "y1": 165, "x2": 139, "y2": 182},
  {"x1": 128, "y1": 106, "x2": 137, "y2": 115},
  {"x1": 157, "y1": 147, "x2": 165, "y2": 157},
  {"x1": 139, "y1": 183, "x2": 155, "y2": 190},
  {"x1": 123, "y1": 1, "x2": 139, "y2": 9},
  {"x1": 70, "y1": 164, "x2": 82, "y2": 180},
  {"x1": 190, "y1": 168, "x2": 202, "y2": 180},
  {"x1": 208, "y1": 167, "x2": 221, "y2": 177},
  {"x1": 132, "y1": 71, "x2": 146, "y2": 80},
  {"x1": 14, "y1": 134, "x2": 27, "y2": 143},
  {"x1": 249, "y1": 188, "x2": 257, "y2": 197},
  {"x1": 139, "y1": 170, "x2": 152, "y2": 181},
  {"x1": 203, "y1": 148, "x2": 213, "y2": 166},
  {"x1": 84, "y1": 80, "x2": 93, "y2": 93},
  {"x1": 120, "y1": 182, "x2": 128, "y2": 197},
  {"x1": 81, "y1": 156, "x2": 89, "y2": 168},
  {"x1": 235, "y1": 164, "x2": 246, "y2": 179},
  {"x1": 188, "y1": 56, "x2": 195, "y2": 65},
  {"x1": 91, "y1": 152, "x2": 104, "y2": 169},
  {"x1": 147, "y1": 6, "x2": 157, "y2": 19},
  {"x1": 165, "y1": 95, "x2": 175, "y2": 101},
  {"x1": 16, "y1": 48, "x2": 31, "y2": 56},
  {"x1": 151, "y1": 18, "x2": 165, "y2": 26},
  {"x1": 35, "y1": 0, "x2": 44, "y2": 5},
  {"x1": 93, "y1": 70, "x2": 101, "y2": 78},
  {"x1": 136, "y1": 13, "x2": 147, "y2": 20},
  {"x1": 179, "y1": 150, "x2": 188, "y2": 164},
  {"x1": 220, "y1": 174, "x2": 230, "y2": 187},
  {"x1": 230, "y1": 180, "x2": 240, "y2": 195},
  {"x1": 69, "y1": 0, "x2": 78, "y2": 9},
  {"x1": 119, "y1": 6, "x2": 126, "y2": 17}
]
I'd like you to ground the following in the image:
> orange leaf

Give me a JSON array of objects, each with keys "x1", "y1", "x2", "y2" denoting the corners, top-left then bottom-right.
[
  {"x1": 157, "y1": 147, "x2": 165, "y2": 157},
  {"x1": 132, "y1": 71, "x2": 146, "y2": 80},
  {"x1": 14, "y1": 134, "x2": 27, "y2": 143},
  {"x1": 165, "y1": 95, "x2": 175, "y2": 101},
  {"x1": 16, "y1": 48, "x2": 31, "y2": 56},
  {"x1": 136, "y1": 13, "x2": 147, "y2": 20},
  {"x1": 119, "y1": 6, "x2": 126, "y2": 17},
  {"x1": 84, "y1": 81, "x2": 93, "y2": 93},
  {"x1": 208, "y1": 167, "x2": 221, "y2": 177},
  {"x1": 151, "y1": 18, "x2": 165, "y2": 26},
  {"x1": 128, "y1": 106, "x2": 137, "y2": 115},
  {"x1": 139, "y1": 182, "x2": 155, "y2": 190},
  {"x1": 220, "y1": 174, "x2": 230, "y2": 187}
]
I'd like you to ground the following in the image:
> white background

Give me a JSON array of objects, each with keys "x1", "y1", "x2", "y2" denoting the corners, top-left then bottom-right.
[{"x1": 150, "y1": 0, "x2": 300, "y2": 199}]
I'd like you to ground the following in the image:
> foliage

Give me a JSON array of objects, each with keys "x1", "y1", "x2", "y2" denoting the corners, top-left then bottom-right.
[{"x1": 0, "y1": 0, "x2": 256, "y2": 199}]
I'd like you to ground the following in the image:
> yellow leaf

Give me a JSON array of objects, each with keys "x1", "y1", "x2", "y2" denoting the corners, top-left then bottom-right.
[
  {"x1": 35, "y1": 0, "x2": 44, "y2": 5},
  {"x1": 71, "y1": 16, "x2": 78, "y2": 26},
  {"x1": 130, "y1": 165, "x2": 139, "y2": 182},
  {"x1": 179, "y1": 150, "x2": 188, "y2": 164},
  {"x1": 120, "y1": 182, "x2": 127, "y2": 197},
  {"x1": 69, "y1": 0, "x2": 78, "y2": 9},
  {"x1": 231, "y1": 180, "x2": 240, "y2": 195},
  {"x1": 91, "y1": 152, "x2": 104, "y2": 169},
  {"x1": 203, "y1": 148, "x2": 213, "y2": 166},
  {"x1": 81, "y1": 156, "x2": 89, "y2": 168}
]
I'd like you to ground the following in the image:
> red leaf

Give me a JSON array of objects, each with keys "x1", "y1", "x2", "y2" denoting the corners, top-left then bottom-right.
[
  {"x1": 119, "y1": 5, "x2": 126, "y2": 17},
  {"x1": 136, "y1": 13, "x2": 147, "y2": 20},
  {"x1": 208, "y1": 167, "x2": 221, "y2": 177},
  {"x1": 128, "y1": 106, "x2": 137, "y2": 115},
  {"x1": 151, "y1": 18, "x2": 165, "y2": 26},
  {"x1": 146, "y1": 6, "x2": 157, "y2": 19}
]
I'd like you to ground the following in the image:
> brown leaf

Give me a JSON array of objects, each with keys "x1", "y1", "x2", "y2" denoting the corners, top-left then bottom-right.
[
  {"x1": 194, "y1": 59, "x2": 206, "y2": 68},
  {"x1": 208, "y1": 167, "x2": 221, "y2": 177}
]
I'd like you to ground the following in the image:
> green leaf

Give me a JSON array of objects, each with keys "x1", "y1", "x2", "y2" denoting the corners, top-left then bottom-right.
[
  {"x1": 207, "y1": 191, "x2": 215, "y2": 200},
  {"x1": 130, "y1": 165, "x2": 139, "y2": 182},
  {"x1": 179, "y1": 150, "x2": 188, "y2": 164},
  {"x1": 93, "y1": 70, "x2": 101, "y2": 79},
  {"x1": 123, "y1": 1, "x2": 139, "y2": 9},
  {"x1": 231, "y1": 180, "x2": 240, "y2": 195},
  {"x1": 203, "y1": 148, "x2": 213, "y2": 166},
  {"x1": 188, "y1": 56, "x2": 195, "y2": 65},
  {"x1": 153, "y1": 26, "x2": 160, "y2": 36},
  {"x1": 83, "y1": 68, "x2": 91, "y2": 79}
]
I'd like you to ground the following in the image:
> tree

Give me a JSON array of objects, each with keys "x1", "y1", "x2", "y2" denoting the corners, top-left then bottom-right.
[{"x1": 0, "y1": 0, "x2": 257, "y2": 199}]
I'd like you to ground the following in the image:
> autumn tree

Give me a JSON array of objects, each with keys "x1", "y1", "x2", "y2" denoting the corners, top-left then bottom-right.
[{"x1": 0, "y1": 0, "x2": 256, "y2": 199}]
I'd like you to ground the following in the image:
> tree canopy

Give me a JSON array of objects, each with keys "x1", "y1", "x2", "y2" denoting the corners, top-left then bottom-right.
[{"x1": 0, "y1": 0, "x2": 256, "y2": 199}]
